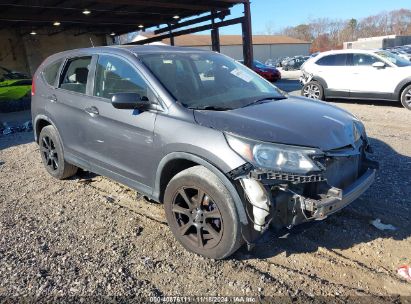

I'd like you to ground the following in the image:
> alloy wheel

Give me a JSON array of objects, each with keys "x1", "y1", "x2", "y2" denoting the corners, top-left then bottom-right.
[
  {"x1": 303, "y1": 84, "x2": 321, "y2": 99},
  {"x1": 40, "y1": 136, "x2": 59, "y2": 171},
  {"x1": 172, "y1": 187, "x2": 223, "y2": 250},
  {"x1": 404, "y1": 88, "x2": 411, "y2": 107}
]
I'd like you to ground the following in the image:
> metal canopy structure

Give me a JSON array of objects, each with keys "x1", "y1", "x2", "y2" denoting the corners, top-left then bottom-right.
[
  {"x1": 0, "y1": 0, "x2": 253, "y2": 66},
  {"x1": 127, "y1": 1, "x2": 253, "y2": 66}
]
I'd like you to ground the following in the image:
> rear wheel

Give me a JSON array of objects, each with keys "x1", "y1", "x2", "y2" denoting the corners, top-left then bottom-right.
[
  {"x1": 302, "y1": 81, "x2": 324, "y2": 100},
  {"x1": 39, "y1": 125, "x2": 78, "y2": 179},
  {"x1": 400, "y1": 84, "x2": 411, "y2": 110},
  {"x1": 163, "y1": 166, "x2": 242, "y2": 259}
]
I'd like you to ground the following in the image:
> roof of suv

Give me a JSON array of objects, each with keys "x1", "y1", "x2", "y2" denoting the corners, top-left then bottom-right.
[
  {"x1": 75, "y1": 45, "x2": 209, "y2": 55},
  {"x1": 317, "y1": 49, "x2": 381, "y2": 56},
  {"x1": 41, "y1": 45, "x2": 211, "y2": 67},
  {"x1": 112, "y1": 45, "x2": 209, "y2": 54}
]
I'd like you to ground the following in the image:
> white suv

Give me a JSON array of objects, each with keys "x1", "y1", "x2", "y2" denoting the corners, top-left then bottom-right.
[{"x1": 300, "y1": 49, "x2": 411, "y2": 110}]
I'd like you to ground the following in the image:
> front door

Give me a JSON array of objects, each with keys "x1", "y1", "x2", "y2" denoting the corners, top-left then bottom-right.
[
  {"x1": 82, "y1": 54, "x2": 159, "y2": 190},
  {"x1": 347, "y1": 53, "x2": 395, "y2": 96}
]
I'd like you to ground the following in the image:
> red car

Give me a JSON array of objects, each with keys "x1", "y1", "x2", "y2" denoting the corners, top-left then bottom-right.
[{"x1": 241, "y1": 60, "x2": 281, "y2": 82}]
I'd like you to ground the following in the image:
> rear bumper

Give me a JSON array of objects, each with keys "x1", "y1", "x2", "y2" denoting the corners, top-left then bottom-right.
[{"x1": 304, "y1": 168, "x2": 376, "y2": 219}]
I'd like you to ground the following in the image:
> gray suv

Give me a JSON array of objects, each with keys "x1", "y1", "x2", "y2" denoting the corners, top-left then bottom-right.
[{"x1": 32, "y1": 46, "x2": 378, "y2": 259}]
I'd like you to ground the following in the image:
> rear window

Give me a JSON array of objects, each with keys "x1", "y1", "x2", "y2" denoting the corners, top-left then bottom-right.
[
  {"x1": 316, "y1": 54, "x2": 348, "y2": 66},
  {"x1": 59, "y1": 57, "x2": 92, "y2": 94},
  {"x1": 43, "y1": 59, "x2": 63, "y2": 86}
]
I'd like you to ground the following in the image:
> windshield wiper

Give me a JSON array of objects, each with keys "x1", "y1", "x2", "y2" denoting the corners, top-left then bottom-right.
[
  {"x1": 190, "y1": 106, "x2": 232, "y2": 111},
  {"x1": 243, "y1": 96, "x2": 287, "y2": 108}
]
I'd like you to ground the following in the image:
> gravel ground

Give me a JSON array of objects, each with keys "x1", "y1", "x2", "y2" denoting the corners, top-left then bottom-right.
[{"x1": 1, "y1": 99, "x2": 411, "y2": 302}]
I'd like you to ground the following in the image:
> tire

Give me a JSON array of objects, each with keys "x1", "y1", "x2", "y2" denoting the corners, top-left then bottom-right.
[
  {"x1": 302, "y1": 81, "x2": 325, "y2": 100},
  {"x1": 400, "y1": 84, "x2": 411, "y2": 110},
  {"x1": 164, "y1": 165, "x2": 242, "y2": 259},
  {"x1": 38, "y1": 125, "x2": 78, "y2": 179}
]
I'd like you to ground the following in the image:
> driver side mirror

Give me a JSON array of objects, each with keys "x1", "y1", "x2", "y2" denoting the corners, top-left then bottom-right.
[
  {"x1": 111, "y1": 92, "x2": 151, "y2": 110},
  {"x1": 372, "y1": 62, "x2": 386, "y2": 69}
]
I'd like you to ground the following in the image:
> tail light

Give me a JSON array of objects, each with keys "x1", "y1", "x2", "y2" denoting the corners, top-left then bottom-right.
[{"x1": 31, "y1": 79, "x2": 36, "y2": 96}]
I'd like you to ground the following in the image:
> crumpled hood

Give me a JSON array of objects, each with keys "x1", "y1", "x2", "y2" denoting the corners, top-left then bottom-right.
[{"x1": 194, "y1": 96, "x2": 362, "y2": 151}]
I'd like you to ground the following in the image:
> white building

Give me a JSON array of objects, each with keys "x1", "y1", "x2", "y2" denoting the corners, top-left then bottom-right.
[
  {"x1": 344, "y1": 35, "x2": 411, "y2": 50},
  {"x1": 132, "y1": 34, "x2": 311, "y2": 62}
]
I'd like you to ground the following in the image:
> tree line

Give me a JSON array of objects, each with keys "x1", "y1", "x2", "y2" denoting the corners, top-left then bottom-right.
[{"x1": 272, "y1": 9, "x2": 411, "y2": 52}]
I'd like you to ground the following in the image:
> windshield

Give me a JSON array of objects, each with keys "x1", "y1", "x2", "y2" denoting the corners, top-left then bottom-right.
[
  {"x1": 375, "y1": 51, "x2": 411, "y2": 67},
  {"x1": 140, "y1": 52, "x2": 284, "y2": 110}
]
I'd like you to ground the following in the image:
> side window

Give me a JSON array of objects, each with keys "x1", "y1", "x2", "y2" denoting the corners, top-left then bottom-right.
[
  {"x1": 42, "y1": 59, "x2": 63, "y2": 87},
  {"x1": 59, "y1": 57, "x2": 92, "y2": 94},
  {"x1": 94, "y1": 55, "x2": 149, "y2": 100},
  {"x1": 316, "y1": 54, "x2": 348, "y2": 66},
  {"x1": 353, "y1": 54, "x2": 379, "y2": 66}
]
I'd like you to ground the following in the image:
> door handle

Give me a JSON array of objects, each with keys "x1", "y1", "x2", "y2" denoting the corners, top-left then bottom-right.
[
  {"x1": 48, "y1": 94, "x2": 57, "y2": 103},
  {"x1": 85, "y1": 106, "x2": 99, "y2": 116}
]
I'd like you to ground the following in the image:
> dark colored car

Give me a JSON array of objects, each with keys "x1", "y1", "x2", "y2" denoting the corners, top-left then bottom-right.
[
  {"x1": 32, "y1": 46, "x2": 378, "y2": 259},
  {"x1": 241, "y1": 60, "x2": 281, "y2": 82}
]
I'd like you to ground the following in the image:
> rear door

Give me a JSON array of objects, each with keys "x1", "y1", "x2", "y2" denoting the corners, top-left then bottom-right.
[
  {"x1": 314, "y1": 54, "x2": 350, "y2": 95},
  {"x1": 82, "y1": 53, "x2": 159, "y2": 190},
  {"x1": 49, "y1": 55, "x2": 95, "y2": 167}
]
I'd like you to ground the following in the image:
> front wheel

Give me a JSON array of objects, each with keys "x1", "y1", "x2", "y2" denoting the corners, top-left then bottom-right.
[
  {"x1": 400, "y1": 84, "x2": 411, "y2": 110},
  {"x1": 302, "y1": 81, "x2": 325, "y2": 100},
  {"x1": 163, "y1": 166, "x2": 242, "y2": 259}
]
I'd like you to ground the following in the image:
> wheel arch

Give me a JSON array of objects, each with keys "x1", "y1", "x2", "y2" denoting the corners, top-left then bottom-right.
[
  {"x1": 311, "y1": 76, "x2": 328, "y2": 90},
  {"x1": 395, "y1": 78, "x2": 411, "y2": 101},
  {"x1": 34, "y1": 115, "x2": 55, "y2": 143},
  {"x1": 153, "y1": 152, "x2": 248, "y2": 225}
]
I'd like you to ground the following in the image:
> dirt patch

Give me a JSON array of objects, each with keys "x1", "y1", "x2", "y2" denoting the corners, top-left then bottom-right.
[{"x1": 0, "y1": 102, "x2": 411, "y2": 301}]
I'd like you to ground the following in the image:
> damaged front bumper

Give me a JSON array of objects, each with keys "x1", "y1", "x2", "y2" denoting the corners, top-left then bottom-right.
[
  {"x1": 302, "y1": 168, "x2": 376, "y2": 220},
  {"x1": 229, "y1": 153, "x2": 378, "y2": 245}
]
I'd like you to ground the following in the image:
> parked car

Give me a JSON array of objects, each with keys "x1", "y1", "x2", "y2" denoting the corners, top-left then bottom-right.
[
  {"x1": 32, "y1": 46, "x2": 378, "y2": 259},
  {"x1": 301, "y1": 49, "x2": 411, "y2": 110},
  {"x1": 386, "y1": 48, "x2": 411, "y2": 61},
  {"x1": 0, "y1": 66, "x2": 31, "y2": 100},
  {"x1": 264, "y1": 58, "x2": 277, "y2": 67},
  {"x1": 282, "y1": 56, "x2": 308, "y2": 71},
  {"x1": 240, "y1": 59, "x2": 281, "y2": 82}
]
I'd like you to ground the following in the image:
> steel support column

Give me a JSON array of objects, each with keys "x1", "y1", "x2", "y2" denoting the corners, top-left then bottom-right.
[
  {"x1": 211, "y1": 10, "x2": 220, "y2": 52},
  {"x1": 168, "y1": 24, "x2": 175, "y2": 46},
  {"x1": 241, "y1": 0, "x2": 253, "y2": 68}
]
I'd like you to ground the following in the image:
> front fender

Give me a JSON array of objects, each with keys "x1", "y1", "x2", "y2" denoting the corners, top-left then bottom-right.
[{"x1": 153, "y1": 152, "x2": 248, "y2": 225}]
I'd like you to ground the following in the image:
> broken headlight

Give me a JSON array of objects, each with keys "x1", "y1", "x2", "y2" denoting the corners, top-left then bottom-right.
[{"x1": 225, "y1": 133, "x2": 323, "y2": 174}]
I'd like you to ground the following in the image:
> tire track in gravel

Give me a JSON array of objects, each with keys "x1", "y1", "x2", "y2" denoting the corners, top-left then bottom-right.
[
  {"x1": 255, "y1": 228, "x2": 411, "y2": 295},
  {"x1": 292, "y1": 231, "x2": 402, "y2": 282},
  {"x1": 246, "y1": 258, "x2": 375, "y2": 296},
  {"x1": 78, "y1": 176, "x2": 168, "y2": 225}
]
